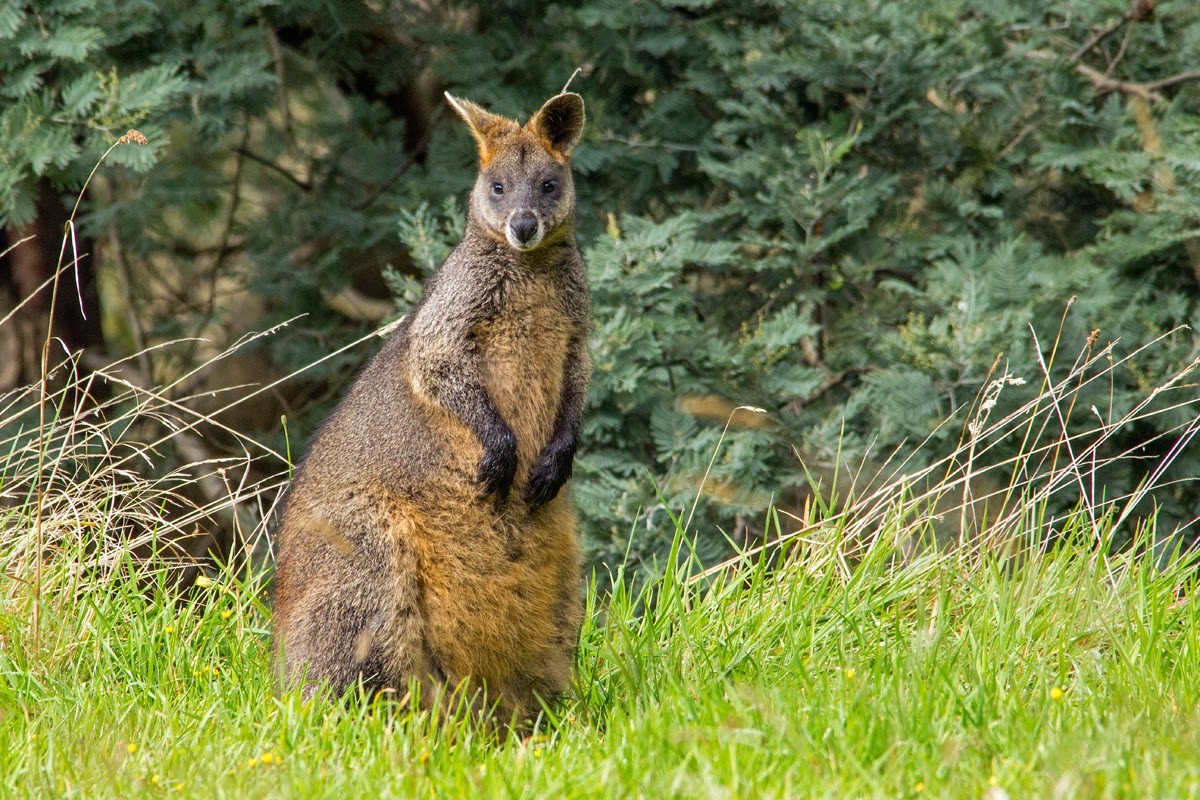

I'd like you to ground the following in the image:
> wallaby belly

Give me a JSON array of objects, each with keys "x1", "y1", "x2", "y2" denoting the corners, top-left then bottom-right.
[{"x1": 402, "y1": 491, "x2": 581, "y2": 700}]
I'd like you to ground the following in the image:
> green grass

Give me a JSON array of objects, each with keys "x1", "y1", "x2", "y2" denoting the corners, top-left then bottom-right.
[{"x1": 3, "y1": 521, "x2": 1200, "y2": 799}]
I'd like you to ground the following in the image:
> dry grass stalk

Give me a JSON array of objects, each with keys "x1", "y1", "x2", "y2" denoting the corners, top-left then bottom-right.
[{"x1": 691, "y1": 319, "x2": 1199, "y2": 584}]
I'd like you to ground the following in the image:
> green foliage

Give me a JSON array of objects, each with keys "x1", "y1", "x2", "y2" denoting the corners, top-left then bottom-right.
[
  {"x1": 0, "y1": 0, "x2": 273, "y2": 225},
  {"x1": 3, "y1": 0, "x2": 1200, "y2": 570}
]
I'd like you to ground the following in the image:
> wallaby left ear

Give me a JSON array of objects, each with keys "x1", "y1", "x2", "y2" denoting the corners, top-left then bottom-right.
[
  {"x1": 529, "y1": 93, "x2": 585, "y2": 157},
  {"x1": 445, "y1": 92, "x2": 518, "y2": 165}
]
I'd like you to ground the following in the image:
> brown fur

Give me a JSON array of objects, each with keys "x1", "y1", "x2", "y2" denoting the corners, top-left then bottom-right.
[{"x1": 272, "y1": 92, "x2": 590, "y2": 725}]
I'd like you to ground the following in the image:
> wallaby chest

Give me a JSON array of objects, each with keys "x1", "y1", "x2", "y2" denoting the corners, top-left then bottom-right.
[{"x1": 476, "y1": 274, "x2": 573, "y2": 466}]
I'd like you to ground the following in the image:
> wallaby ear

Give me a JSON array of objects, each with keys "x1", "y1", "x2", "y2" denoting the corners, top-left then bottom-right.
[
  {"x1": 529, "y1": 93, "x2": 585, "y2": 157},
  {"x1": 445, "y1": 92, "x2": 516, "y2": 165}
]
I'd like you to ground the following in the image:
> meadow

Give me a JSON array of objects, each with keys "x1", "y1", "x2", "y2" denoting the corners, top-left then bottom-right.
[
  {"x1": 2, "y1": 504, "x2": 1200, "y2": 798},
  {"x1": 2, "y1": 321, "x2": 1199, "y2": 799}
]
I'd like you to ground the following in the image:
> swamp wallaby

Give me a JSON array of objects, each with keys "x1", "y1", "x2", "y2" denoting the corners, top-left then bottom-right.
[{"x1": 272, "y1": 91, "x2": 590, "y2": 724}]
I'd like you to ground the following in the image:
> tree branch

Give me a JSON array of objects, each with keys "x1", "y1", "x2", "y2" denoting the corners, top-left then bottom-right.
[
  {"x1": 1070, "y1": 14, "x2": 1130, "y2": 63},
  {"x1": 1074, "y1": 62, "x2": 1163, "y2": 103},
  {"x1": 1145, "y1": 70, "x2": 1200, "y2": 92},
  {"x1": 233, "y1": 146, "x2": 311, "y2": 191},
  {"x1": 259, "y1": 15, "x2": 293, "y2": 145},
  {"x1": 1070, "y1": 0, "x2": 1156, "y2": 63}
]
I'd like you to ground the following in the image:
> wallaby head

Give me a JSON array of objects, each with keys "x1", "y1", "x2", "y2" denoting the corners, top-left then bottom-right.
[{"x1": 445, "y1": 91, "x2": 585, "y2": 252}]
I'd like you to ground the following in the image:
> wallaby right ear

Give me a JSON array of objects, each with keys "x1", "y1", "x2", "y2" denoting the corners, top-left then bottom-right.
[
  {"x1": 445, "y1": 92, "x2": 517, "y2": 166},
  {"x1": 529, "y1": 93, "x2": 585, "y2": 158}
]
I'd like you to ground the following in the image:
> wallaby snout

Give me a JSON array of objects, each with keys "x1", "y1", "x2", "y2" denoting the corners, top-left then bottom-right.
[{"x1": 507, "y1": 210, "x2": 540, "y2": 248}]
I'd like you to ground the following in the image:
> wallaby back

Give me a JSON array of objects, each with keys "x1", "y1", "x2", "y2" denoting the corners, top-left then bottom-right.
[{"x1": 272, "y1": 92, "x2": 590, "y2": 725}]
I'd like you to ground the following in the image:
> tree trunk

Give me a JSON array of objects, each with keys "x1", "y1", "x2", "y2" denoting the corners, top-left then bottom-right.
[{"x1": 0, "y1": 178, "x2": 105, "y2": 393}]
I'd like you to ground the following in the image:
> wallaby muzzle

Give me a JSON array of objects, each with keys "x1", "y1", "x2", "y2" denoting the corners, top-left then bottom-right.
[{"x1": 507, "y1": 210, "x2": 541, "y2": 249}]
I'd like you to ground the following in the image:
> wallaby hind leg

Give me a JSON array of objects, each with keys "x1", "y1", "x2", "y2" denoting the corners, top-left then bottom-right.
[
  {"x1": 528, "y1": 513, "x2": 585, "y2": 712},
  {"x1": 482, "y1": 559, "x2": 582, "y2": 726},
  {"x1": 274, "y1": 504, "x2": 437, "y2": 701},
  {"x1": 510, "y1": 591, "x2": 583, "y2": 721}
]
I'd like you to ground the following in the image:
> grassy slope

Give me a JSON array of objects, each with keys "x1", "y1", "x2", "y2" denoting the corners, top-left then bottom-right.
[{"x1": 2, "y1": 526, "x2": 1199, "y2": 800}]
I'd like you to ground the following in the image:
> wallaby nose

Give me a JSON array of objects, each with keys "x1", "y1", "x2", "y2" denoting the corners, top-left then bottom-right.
[{"x1": 509, "y1": 212, "x2": 538, "y2": 245}]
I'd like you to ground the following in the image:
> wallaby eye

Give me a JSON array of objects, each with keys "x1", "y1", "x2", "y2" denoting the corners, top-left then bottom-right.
[
  {"x1": 491, "y1": 182, "x2": 504, "y2": 196},
  {"x1": 542, "y1": 179, "x2": 558, "y2": 194}
]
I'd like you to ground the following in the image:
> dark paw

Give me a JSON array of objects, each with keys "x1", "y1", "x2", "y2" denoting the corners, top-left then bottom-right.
[
  {"x1": 476, "y1": 427, "x2": 518, "y2": 510},
  {"x1": 525, "y1": 437, "x2": 576, "y2": 511}
]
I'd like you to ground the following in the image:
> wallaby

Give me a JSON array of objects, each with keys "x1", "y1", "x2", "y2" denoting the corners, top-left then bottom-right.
[{"x1": 272, "y1": 91, "x2": 590, "y2": 724}]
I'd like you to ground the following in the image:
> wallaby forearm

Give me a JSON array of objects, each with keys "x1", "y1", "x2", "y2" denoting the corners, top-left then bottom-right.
[
  {"x1": 548, "y1": 270, "x2": 591, "y2": 447},
  {"x1": 432, "y1": 368, "x2": 514, "y2": 446},
  {"x1": 408, "y1": 317, "x2": 518, "y2": 504},
  {"x1": 550, "y1": 336, "x2": 589, "y2": 448},
  {"x1": 526, "y1": 334, "x2": 588, "y2": 508},
  {"x1": 408, "y1": 287, "x2": 504, "y2": 438},
  {"x1": 437, "y1": 375, "x2": 518, "y2": 505}
]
